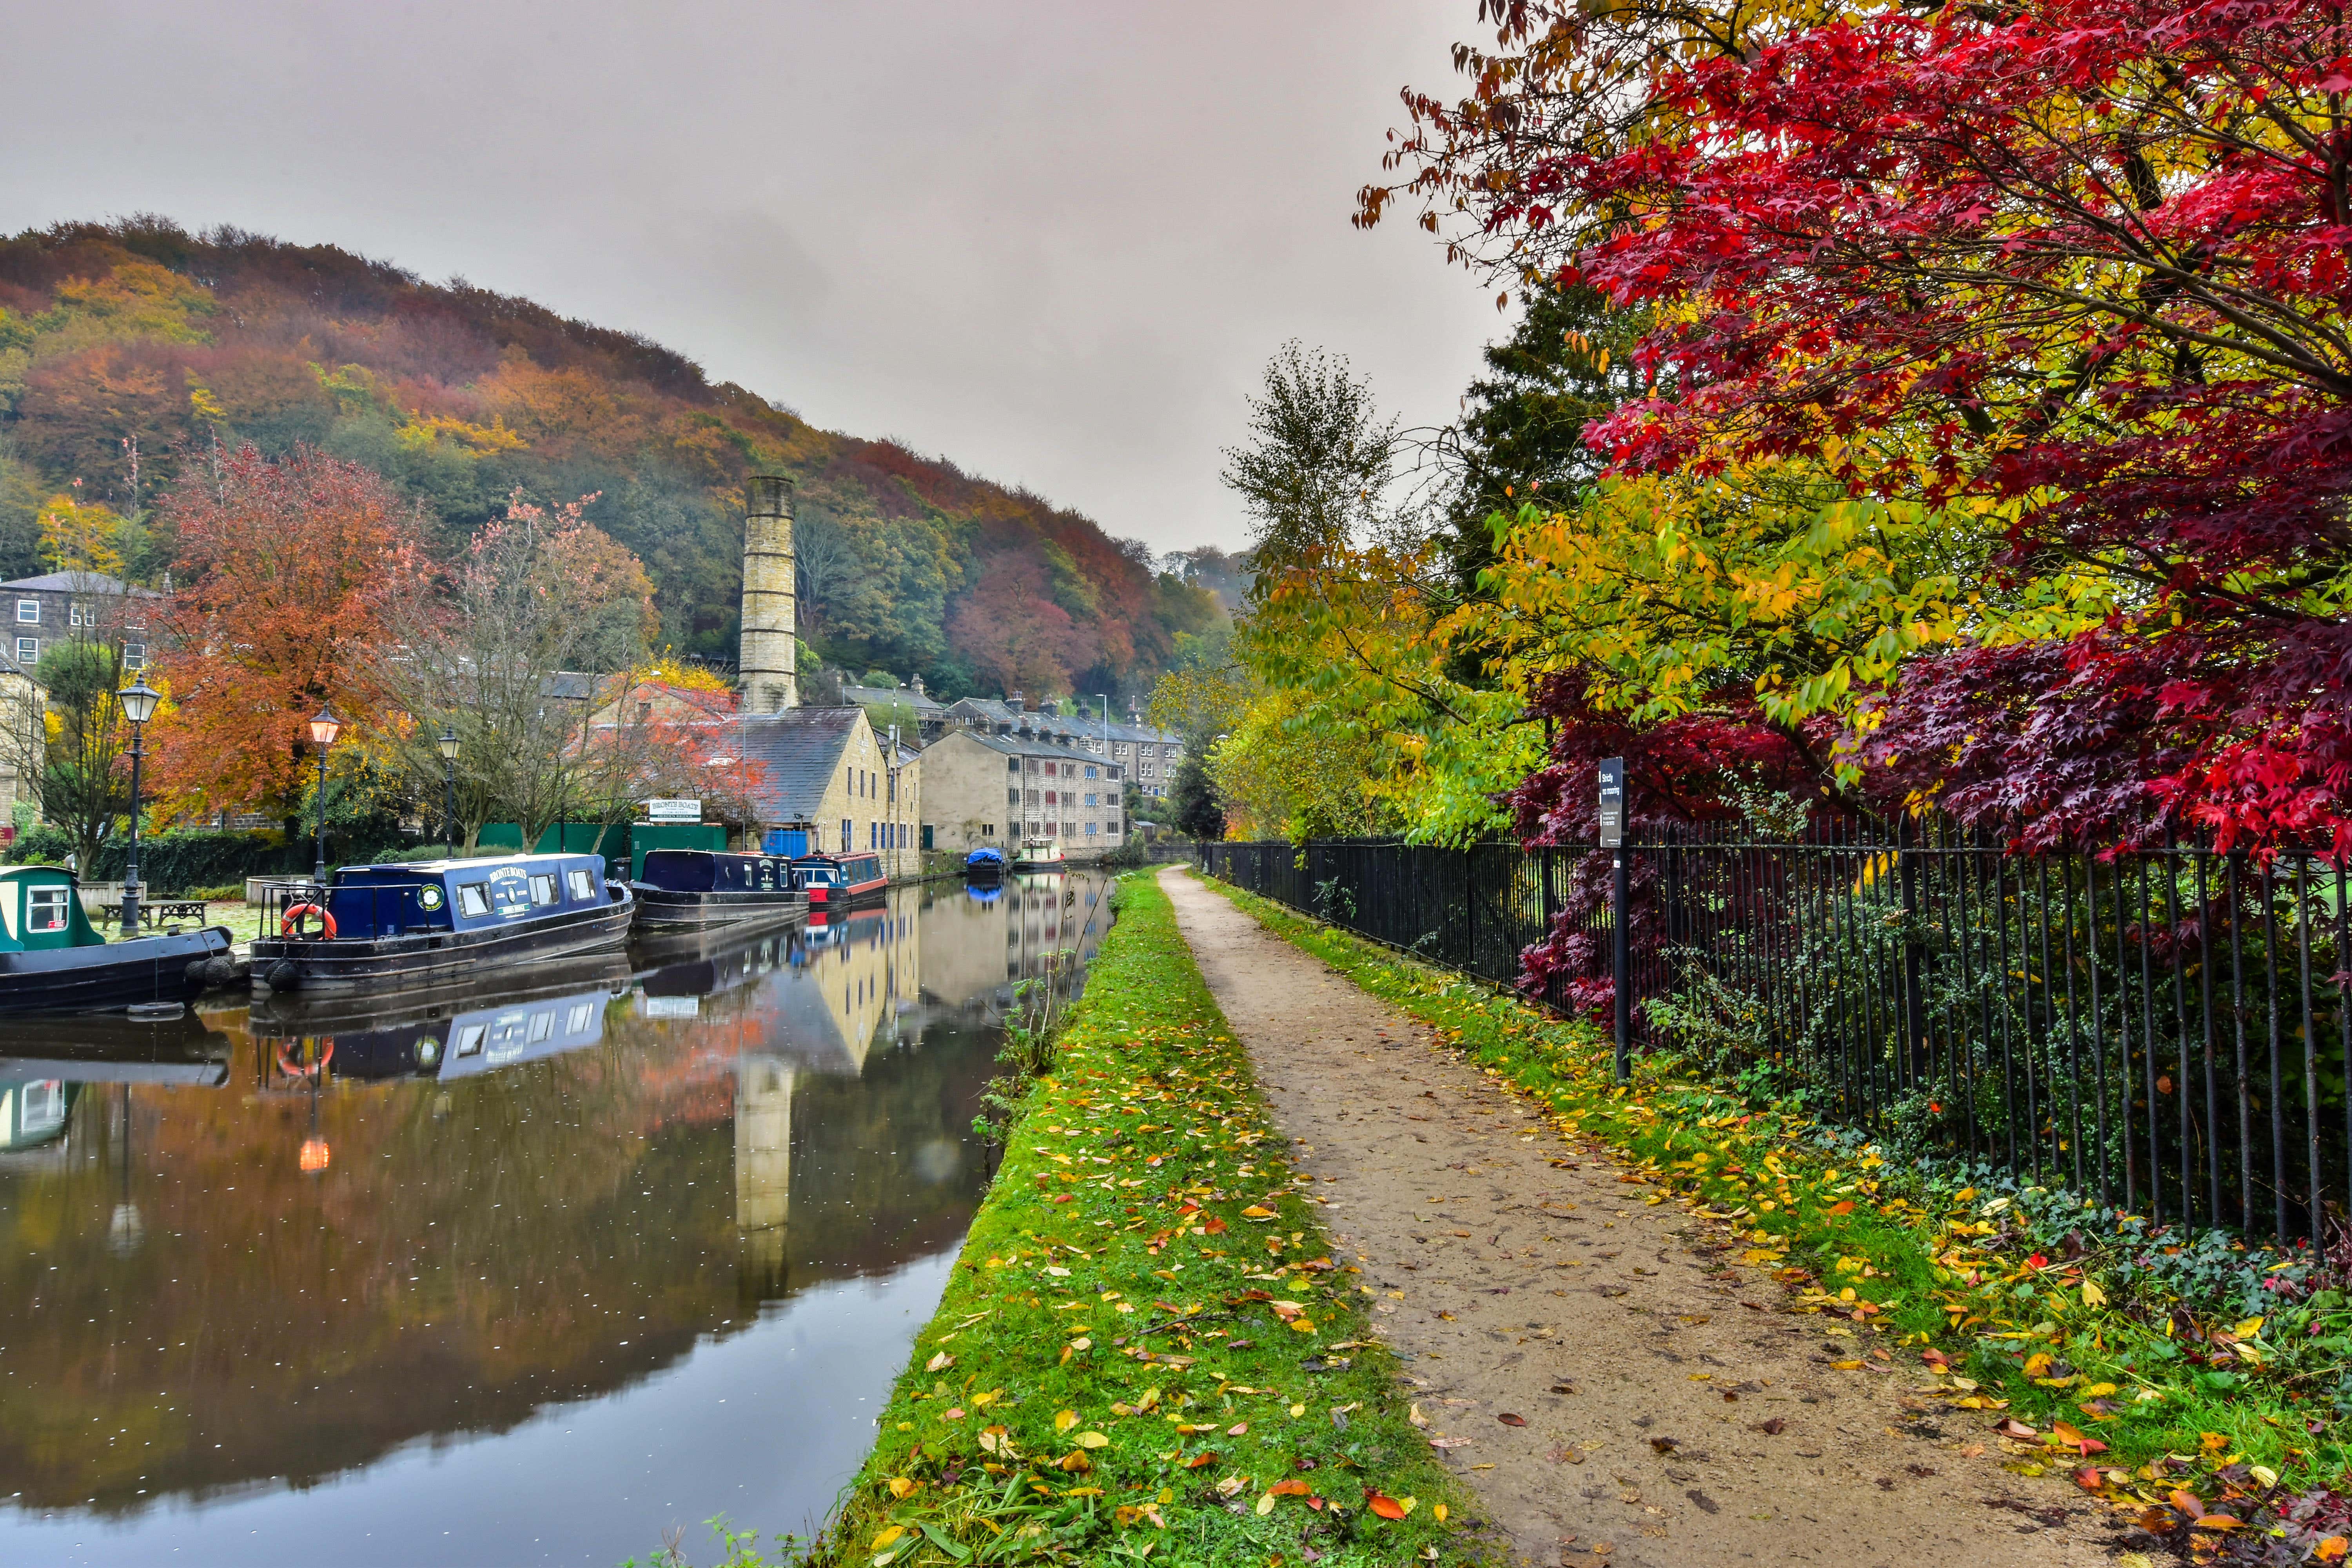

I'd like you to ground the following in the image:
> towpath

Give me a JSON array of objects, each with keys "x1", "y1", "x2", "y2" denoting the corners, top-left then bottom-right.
[{"x1": 1159, "y1": 866, "x2": 2118, "y2": 1568}]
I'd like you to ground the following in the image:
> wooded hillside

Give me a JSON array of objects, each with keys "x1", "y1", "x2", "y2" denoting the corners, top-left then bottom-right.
[{"x1": 0, "y1": 218, "x2": 1221, "y2": 701}]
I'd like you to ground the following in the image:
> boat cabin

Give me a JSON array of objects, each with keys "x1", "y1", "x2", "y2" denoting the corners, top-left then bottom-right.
[
  {"x1": 789, "y1": 853, "x2": 884, "y2": 891},
  {"x1": 316, "y1": 854, "x2": 618, "y2": 940},
  {"x1": 636, "y1": 849, "x2": 797, "y2": 893},
  {"x1": 0, "y1": 866, "x2": 103, "y2": 951}
]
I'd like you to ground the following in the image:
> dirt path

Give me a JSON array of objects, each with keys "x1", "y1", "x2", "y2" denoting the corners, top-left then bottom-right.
[{"x1": 1161, "y1": 867, "x2": 2120, "y2": 1568}]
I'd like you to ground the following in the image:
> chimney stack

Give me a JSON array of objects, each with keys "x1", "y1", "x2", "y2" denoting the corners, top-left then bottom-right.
[
  {"x1": 1009, "y1": 689, "x2": 1023, "y2": 713},
  {"x1": 739, "y1": 475, "x2": 797, "y2": 713}
]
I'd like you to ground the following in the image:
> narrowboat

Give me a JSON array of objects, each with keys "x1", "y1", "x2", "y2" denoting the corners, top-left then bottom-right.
[
  {"x1": 247, "y1": 853, "x2": 633, "y2": 995},
  {"x1": 964, "y1": 846, "x2": 1006, "y2": 880},
  {"x1": 630, "y1": 848, "x2": 808, "y2": 932},
  {"x1": 1010, "y1": 837, "x2": 1065, "y2": 873},
  {"x1": 789, "y1": 851, "x2": 887, "y2": 910},
  {"x1": 0, "y1": 865, "x2": 238, "y2": 1015}
]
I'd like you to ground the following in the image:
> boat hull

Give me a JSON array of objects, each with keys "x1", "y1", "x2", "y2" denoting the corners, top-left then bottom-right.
[
  {"x1": 249, "y1": 897, "x2": 635, "y2": 995},
  {"x1": 0, "y1": 927, "x2": 235, "y2": 1015},
  {"x1": 627, "y1": 884, "x2": 808, "y2": 931}
]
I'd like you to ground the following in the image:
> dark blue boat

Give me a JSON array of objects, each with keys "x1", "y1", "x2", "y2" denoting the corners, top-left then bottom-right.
[
  {"x1": 248, "y1": 853, "x2": 633, "y2": 995},
  {"x1": 965, "y1": 846, "x2": 1006, "y2": 879},
  {"x1": 629, "y1": 848, "x2": 808, "y2": 933}
]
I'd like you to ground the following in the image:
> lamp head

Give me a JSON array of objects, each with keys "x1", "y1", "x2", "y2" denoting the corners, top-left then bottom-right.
[
  {"x1": 307, "y1": 705, "x2": 343, "y2": 748},
  {"x1": 116, "y1": 679, "x2": 162, "y2": 726},
  {"x1": 437, "y1": 722, "x2": 459, "y2": 762}
]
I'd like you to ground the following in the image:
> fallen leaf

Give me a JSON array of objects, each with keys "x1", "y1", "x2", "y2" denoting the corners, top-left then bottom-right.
[
  {"x1": 1184, "y1": 1451, "x2": 1218, "y2": 1469},
  {"x1": 1996, "y1": 1419, "x2": 2038, "y2": 1441},
  {"x1": 1367, "y1": 1492, "x2": 1407, "y2": 1520},
  {"x1": 926, "y1": 1351, "x2": 953, "y2": 1372},
  {"x1": 1498, "y1": 1413, "x2": 1528, "y2": 1426},
  {"x1": 1434, "y1": 1503, "x2": 1449, "y2": 1522},
  {"x1": 1409, "y1": 1403, "x2": 1428, "y2": 1428},
  {"x1": 1759, "y1": 1418, "x2": 1786, "y2": 1435},
  {"x1": 1054, "y1": 1409, "x2": 1078, "y2": 1433},
  {"x1": 1268, "y1": 1479, "x2": 1312, "y2": 1496},
  {"x1": 871, "y1": 1525, "x2": 906, "y2": 1550},
  {"x1": 1549, "y1": 1445, "x2": 1586, "y2": 1465},
  {"x1": 2082, "y1": 1279, "x2": 2106, "y2": 1307},
  {"x1": 887, "y1": 1477, "x2": 916, "y2": 1499},
  {"x1": 1254, "y1": 1492, "x2": 1277, "y2": 1516},
  {"x1": 1076, "y1": 1432, "x2": 1110, "y2": 1449},
  {"x1": 1650, "y1": 1436, "x2": 1679, "y2": 1454}
]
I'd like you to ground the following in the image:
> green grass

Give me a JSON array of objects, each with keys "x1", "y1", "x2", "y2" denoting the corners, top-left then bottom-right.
[
  {"x1": 677, "y1": 870, "x2": 1478, "y2": 1568},
  {"x1": 1206, "y1": 879, "x2": 2350, "y2": 1519}
]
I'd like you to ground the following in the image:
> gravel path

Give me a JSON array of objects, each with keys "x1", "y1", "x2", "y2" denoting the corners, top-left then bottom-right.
[{"x1": 1162, "y1": 867, "x2": 2120, "y2": 1568}]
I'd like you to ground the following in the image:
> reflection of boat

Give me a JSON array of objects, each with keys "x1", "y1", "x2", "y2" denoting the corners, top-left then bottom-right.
[
  {"x1": 249, "y1": 854, "x2": 634, "y2": 995},
  {"x1": 964, "y1": 847, "x2": 1005, "y2": 880},
  {"x1": 790, "y1": 852, "x2": 887, "y2": 910},
  {"x1": 0, "y1": 865, "x2": 236, "y2": 1015},
  {"x1": 630, "y1": 849, "x2": 809, "y2": 932},
  {"x1": 1010, "y1": 838, "x2": 1064, "y2": 873},
  {"x1": 965, "y1": 882, "x2": 1003, "y2": 905},
  {"x1": 249, "y1": 960, "x2": 632, "y2": 1081},
  {"x1": 635, "y1": 928, "x2": 794, "y2": 1006}
]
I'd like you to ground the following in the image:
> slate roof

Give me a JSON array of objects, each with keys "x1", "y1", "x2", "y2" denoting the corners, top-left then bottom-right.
[
  {"x1": 731, "y1": 706, "x2": 864, "y2": 823},
  {"x1": 944, "y1": 695, "x2": 1178, "y2": 749},
  {"x1": 1, "y1": 571, "x2": 163, "y2": 597},
  {"x1": 936, "y1": 727, "x2": 1116, "y2": 770},
  {"x1": 844, "y1": 679, "x2": 945, "y2": 714}
]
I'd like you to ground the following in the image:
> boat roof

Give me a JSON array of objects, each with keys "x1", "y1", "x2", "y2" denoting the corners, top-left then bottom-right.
[{"x1": 340, "y1": 851, "x2": 603, "y2": 876}]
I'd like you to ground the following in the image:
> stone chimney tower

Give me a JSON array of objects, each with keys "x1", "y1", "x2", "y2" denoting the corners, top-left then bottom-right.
[{"x1": 739, "y1": 475, "x2": 797, "y2": 713}]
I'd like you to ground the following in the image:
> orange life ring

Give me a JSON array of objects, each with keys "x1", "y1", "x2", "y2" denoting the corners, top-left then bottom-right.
[
  {"x1": 280, "y1": 903, "x2": 337, "y2": 939},
  {"x1": 275, "y1": 1039, "x2": 334, "y2": 1079}
]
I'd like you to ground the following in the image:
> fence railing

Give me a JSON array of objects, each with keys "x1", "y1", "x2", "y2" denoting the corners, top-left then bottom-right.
[{"x1": 1201, "y1": 830, "x2": 2352, "y2": 1245}]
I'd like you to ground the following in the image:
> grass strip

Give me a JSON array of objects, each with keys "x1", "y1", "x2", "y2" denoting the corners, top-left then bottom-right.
[
  {"x1": 1206, "y1": 877, "x2": 2352, "y2": 1558},
  {"x1": 787, "y1": 870, "x2": 1474, "y2": 1568}
]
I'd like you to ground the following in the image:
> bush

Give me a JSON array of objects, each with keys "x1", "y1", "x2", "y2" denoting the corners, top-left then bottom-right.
[
  {"x1": 183, "y1": 885, "x2": 246, "y2": 902},
  {"x1": 5, "y1": 826, "x2": 417, "y2": 887}
]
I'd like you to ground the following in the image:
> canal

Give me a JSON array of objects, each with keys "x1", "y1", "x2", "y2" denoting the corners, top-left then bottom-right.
[{"x1": 0, "y1": 871, "x2": 1114, "y2": 1565}]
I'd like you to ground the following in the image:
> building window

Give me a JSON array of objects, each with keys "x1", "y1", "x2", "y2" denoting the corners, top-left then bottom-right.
[
  {"x1": 1084, "y1": 765, "x2": 1097, "y2": 779},
  {"x1": 14, "y1": 601, "x2": 35, "y2": 624},
  {"x1": 1045, "y1": 790, "x2": 1057, "y2": 806},
  {"x1": 1085, "y1": 822, "x2": 1098, "y2": 836},
  {"x1": 1108, "y1": 766, "x2": 1121, "y2": 781},
  {"x1": 14, "y1": 637, "x2": 33, "y2": 664},
  {"x1": 1008, "y1": 788, "x2": 1020, "y2": 806},
  {"x1": 1007, "y1": 757, "x2": 1020, "y2": 772},
  {"x1": 1025, "y1": 789, "x2": 1040, "y2": 805},
  {"x1": 982, "y1": 823, "x2": 994, "y2": 837},
  {"x1": 122, "y1": 642, "x2": 145, "y2": 670},
  {"x1": 842, "y1": 818, "x2": 852, "y2": 851},
  {"x1": 1082, "y1": 793, "x2": 1096, "y2": 808},
  {"x1": 1062, "y1": 820, "x2": 1076, "y2": 838}
]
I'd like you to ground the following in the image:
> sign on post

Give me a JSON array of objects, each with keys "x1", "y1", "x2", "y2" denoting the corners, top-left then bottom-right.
[
  {"x1": 643, "y1": 799, "x2": 702, "y2": 823},
  {"x1": 1596, "y1": 757, "x2": 1625, "y2": 847},
  {"x1": 1599, "y1": 757, "x2": 1631, "y2": 1083}
]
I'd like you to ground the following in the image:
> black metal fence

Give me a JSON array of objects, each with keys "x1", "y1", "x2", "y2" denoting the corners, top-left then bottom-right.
[{"x1": 1202, "y1": 830, "x2": 2352, "y2": 1245}]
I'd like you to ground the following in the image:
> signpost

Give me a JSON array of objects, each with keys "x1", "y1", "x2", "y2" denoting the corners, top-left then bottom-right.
[
  {"x1": 644, "y1": 799, "x2": 702, "y2": 824},
  {"x1": 1599, "y1": 758, "x2": 1631, "y2": 1083}
]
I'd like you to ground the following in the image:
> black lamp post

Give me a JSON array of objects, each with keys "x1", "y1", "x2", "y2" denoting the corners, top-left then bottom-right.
[
  {"x1": 116, "y1": 678, "x2": 161, "y2": 936},
  {"x1": 308, "y1": 704, "x2": 343, "y2": 886},
  {"x1": 437, "y1": 723, "x2": 460, "y2": 857}
]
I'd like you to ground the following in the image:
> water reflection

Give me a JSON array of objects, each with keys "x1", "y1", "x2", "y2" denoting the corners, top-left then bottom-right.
[{"x1": 0, "y1": 872, "x2": 1113, "y2": 1565}]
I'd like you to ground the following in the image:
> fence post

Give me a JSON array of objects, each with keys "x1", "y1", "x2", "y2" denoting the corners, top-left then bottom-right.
[
  {"x1": 1896, "y1": 815, "x2": 1930, "y2": 1090},
  {"x1": 1613, "y1": 848, "x2": 1632, "y2": 1084}
]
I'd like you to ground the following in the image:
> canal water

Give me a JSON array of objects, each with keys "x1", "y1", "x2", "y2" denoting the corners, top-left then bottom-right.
[{"x1": 0, "y1": 872, "x2": 1112, "y2": 1566}]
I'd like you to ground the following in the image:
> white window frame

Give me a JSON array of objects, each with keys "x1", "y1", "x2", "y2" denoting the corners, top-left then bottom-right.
[
  {"x1": 14, "y1": 600, "x2": 36, "y2": 625},
  {"x1": 14, "y1": 638, "x2": 34, "y2": 665}
]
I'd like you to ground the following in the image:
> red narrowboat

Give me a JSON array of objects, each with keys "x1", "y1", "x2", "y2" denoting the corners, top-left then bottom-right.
[{"x1": 789, "y1": 852, "x2": 887, "y2": 908}]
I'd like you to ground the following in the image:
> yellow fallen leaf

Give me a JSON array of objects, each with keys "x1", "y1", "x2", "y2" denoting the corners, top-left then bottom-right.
[
  {"x1": 1242, "y1": 1205, "x2": 1276, "y2": 1220},
  {"x1": 1256, "y1": 1492, "x2": 1277, "y2": 1515},
  {"x1": 887, "y1": 1476, "x2": 916, "y2": 1499},
  {"x1": 1434, "y1": 1503, "x2": 1448, "y2": 1523},
  {"x1": 926, "y1": 1350, "x2": 953, "y2": 1372},
  {"x1": 2024, "y1": 1352, "x2": 2054, "y2": 1378},
  {"x1": 2080, "y1": 1382, "x2": 2119, "y2": 1398},
  {"x1": 1076, "y1": 1431, "x2": 1110, "y2": 1449},
  {"x1": 1831, "y1": 1360, "x2": 1864, "y2": 1371},
  {"x1": 1055, "y1": 1409, "x2": 1078, "y2": 1433},
  {"x1": 2081, "y1": 1279, "x2": 2106, "y2": 1307},
  {"x1": 871, "y1": 1525, "x2": 906, "y2": 1550},
  {"x1": 1397, "y1": 1495, "x2": 1419, "y2": 1514},
  {"x1": 1409, "y1": 1403, "x2": 1427, "y2": 1428}
]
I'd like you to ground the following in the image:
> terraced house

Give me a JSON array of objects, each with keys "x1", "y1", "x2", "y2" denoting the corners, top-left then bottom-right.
[{"x1": 919, "y1": 726, "x2": 1123, "y2": 861}]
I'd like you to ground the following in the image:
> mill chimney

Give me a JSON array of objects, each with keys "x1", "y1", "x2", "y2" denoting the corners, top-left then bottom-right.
[{"x1": 739, "y1": 475, "x2": 797, "y2": 713}]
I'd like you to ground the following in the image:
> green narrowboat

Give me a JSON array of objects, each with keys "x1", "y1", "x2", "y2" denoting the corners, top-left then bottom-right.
[{"x1": 0, "y1": 865, "x2": 236, "y2": 1015}]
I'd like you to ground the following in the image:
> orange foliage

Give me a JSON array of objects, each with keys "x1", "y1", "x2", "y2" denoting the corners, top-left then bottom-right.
[{"x1": 148, "y1": 444, "x2": 429, "y2": 814}]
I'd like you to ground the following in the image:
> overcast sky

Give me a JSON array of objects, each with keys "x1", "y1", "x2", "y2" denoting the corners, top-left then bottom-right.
[{"x1": 0, "y1": 1, "x2": 1504, "y2": 555}]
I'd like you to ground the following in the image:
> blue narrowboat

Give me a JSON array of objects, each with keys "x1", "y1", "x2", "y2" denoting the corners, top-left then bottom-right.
[
  {"x1": 248, "y1": 853, "x2": 633, "y2": 995},
  {"x1": 248, "y1": 958, "x2": 632, "y2": 1078},
  {"x1": 0, "y1": 865, "x2": 237, "y2": 1015},
  {"x1": 629, "y1": 848, "x2": 808, "y2": 933}
]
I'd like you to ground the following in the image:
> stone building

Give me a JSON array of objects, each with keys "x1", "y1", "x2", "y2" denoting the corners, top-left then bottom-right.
[
  {"x1": 731, "y1": 706, "x2": 923, "y2": 880},
  {"x1": 2, "y1": 570, "x2": 162, "y2": 674},
  {"x1": 920, "y1": 726, "x2": 1123, "y2": 860},
  {"x1": 841, "y1": 673, "x2": 948, "y2": 743},
  {"x1": 940, "y1": 693, "x2": 1185, "y2": 800}
]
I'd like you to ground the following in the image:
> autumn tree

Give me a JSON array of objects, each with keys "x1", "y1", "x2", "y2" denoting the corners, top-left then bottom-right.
[
  {"x1": 381, "y1": 493, "x2": 659, "y2": 849},
  {"x1": 149, "y1": 444, "x2": 430, "y2": 820},
  {"x1": 1362, "y1": 0, "x2": 2352, "y2": 852}
]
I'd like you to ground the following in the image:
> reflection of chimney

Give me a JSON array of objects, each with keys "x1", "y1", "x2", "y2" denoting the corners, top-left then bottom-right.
[
  {"x1": 735, "y1": 1056, "x2": 793, "y2": 1288},
  {"x1": 739, "y1": 475, "x2": 797, "y2": 713}
]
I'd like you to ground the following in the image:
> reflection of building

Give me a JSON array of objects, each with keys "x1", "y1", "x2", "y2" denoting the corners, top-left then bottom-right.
[
  {"x1": 735, "y1": 1056, "x2": 793, "y2": 1290},
  {"x1": 792, "y1": 906, "x2": 920, "y2": 1068}
]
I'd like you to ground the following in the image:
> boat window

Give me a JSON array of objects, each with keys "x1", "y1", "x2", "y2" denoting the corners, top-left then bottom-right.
[
  {"x1": 454, "y1": 1023, "x2": 488, "y2": 1056},
  {"x1": 26, "y1": 887, "x2": 68, "y2": 933},
  {"x1": 457, "y1": 883, "x2": 491, "y2": 917},
  {"x1": 528, "y1": 1010, "x2": 554, "y2": 1044},
  {"x1": 567, "y1": 868, "x2": 596, "y2": 900},
  {"x1": 566, "y1": 1002, "x2": 593, "y2": 1033},
  {"x1": 530, "y1": 873, "x2": 559, "y2": 906}
]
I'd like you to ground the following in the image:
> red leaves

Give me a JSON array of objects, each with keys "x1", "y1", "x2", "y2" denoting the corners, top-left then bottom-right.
[
  {"x1": 1497, "y1": 1412, "x2": 1528, "y2": 1426},
  {"x1": 1365, "y1": 1490, "x2": 1407, "y2": 1519}
]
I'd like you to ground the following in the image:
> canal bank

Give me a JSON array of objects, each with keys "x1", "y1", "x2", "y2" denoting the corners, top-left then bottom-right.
[{"x1": 798, "y1": 869, "x2": 1469, "y2": 1568}]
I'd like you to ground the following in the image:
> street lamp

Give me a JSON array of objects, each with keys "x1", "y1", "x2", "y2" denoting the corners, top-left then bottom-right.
[
  {"x1": 437, "y1": 722, "x2": 460, "y2": 857},
  {"x1": 116, "y1": 678, "x2": 161, "y2": 937},
  {"x1": 307, "y1": 704, "x2": 342, "y2": 886}
]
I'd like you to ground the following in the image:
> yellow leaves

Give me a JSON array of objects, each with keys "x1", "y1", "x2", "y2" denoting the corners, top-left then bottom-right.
[
  {"x1": 871, "y1": 1524, "x2": 906, "y2": 1551},
  {"x1": 1074, "y1": 1431, "x2": 1111, "y2": 1449},
  {"x1": 1054, "y1": 1409, "x2": 1078, "y2": 1434},
  {"x1": 886, "y1": 1476, "x2": 917, "y2": 1499},
  {"x1": 2080, "y1": 1279, "x2": 2106, "y2": 1307},
  {"x1": 926, "y1": 1350, "x2": 954, "y2": 1372}
]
